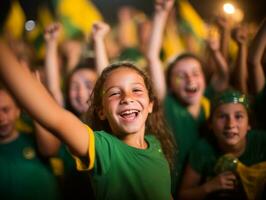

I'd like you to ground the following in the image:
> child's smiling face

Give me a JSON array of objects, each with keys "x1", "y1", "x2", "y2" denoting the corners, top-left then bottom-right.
[
  {"x1": 69, "y1": 69, "x2": 97, "y2": 114},
  {"x1": 98, "y1": 67, "x2": 153, "y2": 137},
  {"x1": 211, "y1": 103, "x2": 250, "y2": 148},
  {"x1": 170, "y1": 58, "x2": 205, "y2": 105}
]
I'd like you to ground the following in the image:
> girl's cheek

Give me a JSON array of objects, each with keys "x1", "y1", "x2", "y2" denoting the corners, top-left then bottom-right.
[{"x1": 175, "y1": 77, "x2": 182, "y2": 87}]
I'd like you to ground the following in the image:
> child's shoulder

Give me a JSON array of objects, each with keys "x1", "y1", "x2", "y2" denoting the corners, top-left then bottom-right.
[{"x1": 247, "y1": 129, "x2": 266, "y2": 142}]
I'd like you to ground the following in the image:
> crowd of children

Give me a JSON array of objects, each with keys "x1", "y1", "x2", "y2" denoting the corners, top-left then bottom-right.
[{"x1": 0, "y1": 0, "x2": 266, "y2": 199}]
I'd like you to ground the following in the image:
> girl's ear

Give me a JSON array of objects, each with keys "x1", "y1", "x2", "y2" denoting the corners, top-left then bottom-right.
[
  {"x1": 148, "y1": 101, "x2": 154, "y2": 114},
  {"x1": 97, "y1": 109, "x2": 106, "y2": 120}
]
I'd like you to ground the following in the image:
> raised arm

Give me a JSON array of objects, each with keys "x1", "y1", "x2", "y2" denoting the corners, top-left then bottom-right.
[
  {"x1": 44, "y1": 23, "x2": 64, "y2": 106},
  {"x1": 146, "y1": 0, "x2": 174, "y2": 102},
  {"x1": 116, "y1": 6, "x2": 137, "y2": 49},
  {"x1": 32, "y1": 70, "x2": 61, "y2": 157},
  {"x1": 92, "y1": 21, "x2": 110, "y2": 75},
  {"x1": 247, "y1": 18, "x2": 266, "y2": 94},
  {"x1": 231, "y1": 25, "x2": 249, "y2": 94},
  {"x1": 207, "y1": 36, "x2": 230, "y2": 93},
  {"x1": 215, "y1": 16, "x2": 231, "y2": 62},
  {"x1": 0, "y1": 39, "x2": 89, "y2": 157}
]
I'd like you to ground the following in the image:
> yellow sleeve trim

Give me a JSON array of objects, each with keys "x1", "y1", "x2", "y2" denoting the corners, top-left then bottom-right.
[
  {"x1": 87, "y1": 126, "x2": 95, "y2": 170},
  {"x1": 201, "y1": 97, "x2": 210, "y2": 119},
  {"x1": 75, "y1": 125, "x2": 95, "y2": 171}
]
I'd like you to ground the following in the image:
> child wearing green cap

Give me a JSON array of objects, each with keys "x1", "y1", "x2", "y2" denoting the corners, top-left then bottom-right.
[{"x1": 178, "y1": 90, "x2": 266, "y2": 200}]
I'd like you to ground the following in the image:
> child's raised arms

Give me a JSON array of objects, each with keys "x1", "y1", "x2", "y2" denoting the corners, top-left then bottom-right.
[
  {"x1": 146, "y1": 0, "x2": 175, "y2": 101},
  {"x1": 92, "y1": 21, "x2": 110, "y2": 75},
  {"x1": 0, "y1": 39, "x2": 89, "y2": 157},
  {"x1": 248, "y1": 18, "x2": 266, "y2": 94}
]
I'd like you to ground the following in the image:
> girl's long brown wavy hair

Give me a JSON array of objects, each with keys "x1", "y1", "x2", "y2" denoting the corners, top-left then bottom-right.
[{"x1": 85, "y1": 62, "x2": 176, "y2": 169}]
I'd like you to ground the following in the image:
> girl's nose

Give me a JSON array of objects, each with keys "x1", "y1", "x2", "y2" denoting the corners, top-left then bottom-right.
[
  {"x1": 226, "y1": 116, "x2": 236, "y2": 128},
  {"x1": 120, "y1": 93, "x2": 134, "y2": 104},
  {"x1": 185, "y1": 74, "x2": 193, "y2": 83}
]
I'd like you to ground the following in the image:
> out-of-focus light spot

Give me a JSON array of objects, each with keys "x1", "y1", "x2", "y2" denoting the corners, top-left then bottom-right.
[
  {"x1": 25, "y1": 20, "x2": 36, "y2": 31},
  {"x1": 223, "y1": 3, "x2": 235, "y2": 15}
]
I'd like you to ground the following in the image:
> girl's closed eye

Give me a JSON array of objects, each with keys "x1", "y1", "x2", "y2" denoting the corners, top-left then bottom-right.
[
  {"x1": 133, "y1": 87, "x2": 143, "y2": 93},
  {"x1": 108, "y1": 90, "x2": 121, "y2": 97},
  {"x1": 216, "y1": 113, "x2": 227, "y2": 119},
  {"x1": 235, "y1": 113, "x2": 244, "y2": 120}
]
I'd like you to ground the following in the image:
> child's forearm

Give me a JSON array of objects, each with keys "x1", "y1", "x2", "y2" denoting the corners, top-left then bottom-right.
[
  {"x1": 0, "y1": 39, "x2": 89, "y2": 157},
  {"x1": 248, "y1": 19, "x2": 266, "y2": 94},
  {"x1": 45, "y1": 40, "x2": 64, "y2": 106},
  {"x1": 210, "y1": 49, "x2": 229, "y2": 92},
  {"x1": 178, "y1": 185, "x2": 209, "y2": 200},
  {"x1": 147, "y1": 0, "x2": 173, "y2": 101},
  {"x1": 94, "y1": 37, "x2": 109, "y2": 75},
  {"x1": 235, "y1": 44, "x2": 248, "y2": 94}
]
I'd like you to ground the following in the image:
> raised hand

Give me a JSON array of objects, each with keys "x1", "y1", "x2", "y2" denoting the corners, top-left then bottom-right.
[
  {"x1": 231, "y1": 25, "x2": 248, "y2": 45},
  {"x1": 207, "y1": 37, "x2": 220, "y2": 52},
  {"x1": 155, "y1": 0, "x2": 175, "y2": 13},
  {"x1": 92, "y1": 21, "x2": 110, "y2": 41},
  {"x1": 44, "y1": 23, "x2": 61, "y2": 43},
  {"x1": 215, "y1": 15, "x2": 230, "y2": 30}
]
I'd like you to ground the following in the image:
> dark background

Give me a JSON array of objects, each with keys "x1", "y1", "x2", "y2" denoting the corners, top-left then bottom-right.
[{"x1": 1, "y1": 0, "x2": 266, "y2": 28}]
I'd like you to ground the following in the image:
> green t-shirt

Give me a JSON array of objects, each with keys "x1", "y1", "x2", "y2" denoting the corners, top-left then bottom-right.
[
  {"x1": 164, "y1": 94, "x2": 208, "y2": 187},
  {"x1": 91, "y1": 131, "x2": 171, "y2": 200},
  {"x1": 0, "y1": 133, "x2": 60, "y2": 200},
  {"x1": 189, "y1": 130, "x2": 266, "y2": 199}
]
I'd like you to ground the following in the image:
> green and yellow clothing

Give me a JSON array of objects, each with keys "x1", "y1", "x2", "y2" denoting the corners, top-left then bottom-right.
[
  {"x1": 53, "y1": 145, "x2": 94, "y2": 199},
  {"x1": 0, "y1": 133, "x2": 60, "y2": 200},
  {"x1": 75, "y1": 129, "x2": 171, "y2": 200},
  {"x1": 163, "y1": 93, "x2": 210, "y2": 190},
  {"x1": 189, "y1": 129, "x2": 266, "y2": 199}
]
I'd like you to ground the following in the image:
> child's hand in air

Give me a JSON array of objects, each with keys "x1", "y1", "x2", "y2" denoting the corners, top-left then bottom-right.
[
  {"x1": 92, "y1": 21, "x2": 110, "y2": 40},
  {"x1": 155, "y1": 0, "x2": 175, "y2": 14},
  {"x1": 232, "y1": 25, "x2": 248, "y2": 45},
  {"x1": 44, "y1": 22, "x2": 61, "y2": 43}
]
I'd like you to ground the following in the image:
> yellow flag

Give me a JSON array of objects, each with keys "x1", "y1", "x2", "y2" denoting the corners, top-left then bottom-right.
[
  {"x1": 178, "y1": 0, "x2": 207, "y2": 39},
  {"x1": 57, "y1": 0, "x2": 102, "y2": 38},
  {"x1": 4, "y1": 1, "x2": 26, "y2": 39},
  {"x1": 163, "y1": 20, "x2": 185, "y2": 61}
]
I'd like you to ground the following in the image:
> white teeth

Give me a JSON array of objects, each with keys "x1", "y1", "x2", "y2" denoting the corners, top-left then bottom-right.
[
  {"x1": 186, "y1": 85, "x2": 197, "y2": 92},
  {"x1": 120, "y1": 110, "x2": 139, "y2": 115}
]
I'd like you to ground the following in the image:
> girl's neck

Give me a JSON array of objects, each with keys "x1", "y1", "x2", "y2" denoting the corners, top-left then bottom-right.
[
  {"x1": 121, "y1": 133, "x2": 148, "y2": 149},
  {"x1": 219, "y1": 139, "x2": 247, "y2": 157},
  {"x1": 187, "y1": 102, "x2": 201, "y2": 119},
  {"x1": 0, "y1": 129, "x2": 19, "y2": 144}
]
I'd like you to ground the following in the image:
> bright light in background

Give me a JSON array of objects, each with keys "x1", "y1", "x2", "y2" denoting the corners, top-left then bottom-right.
[
  {"x1": 223, "y1": 3, "x2": 235, "y2": 14},
  {"x1": 25, "y1": 20, "x2": 36, "y2": 31}
]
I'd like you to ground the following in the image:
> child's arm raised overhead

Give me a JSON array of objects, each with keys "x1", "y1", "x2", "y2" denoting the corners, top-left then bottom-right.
[
  {"x1": 44, "y1": 22, "x2": 64, "y2": 106},
  {"x1": 207, "y1": 37, "x2": 229, "y2": 93},
  {"x1": 231, "y1": 25, "x2": 248, "y2": 94},
  {"x1": 0, "y1": 39, "x2": 89, "y2": 157},
  {"x1": 146, "y1": 0, "x2": 174, "y2": 102},
  {"x1": 215, "y1": 16, "x2": 231, "y2": 62},
  {"x1": 92, "y1": 21, "x2": 110, "y2": 75},
  {"x1": 248, "y1": 18, "x2": 266, "y2": 94}
]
